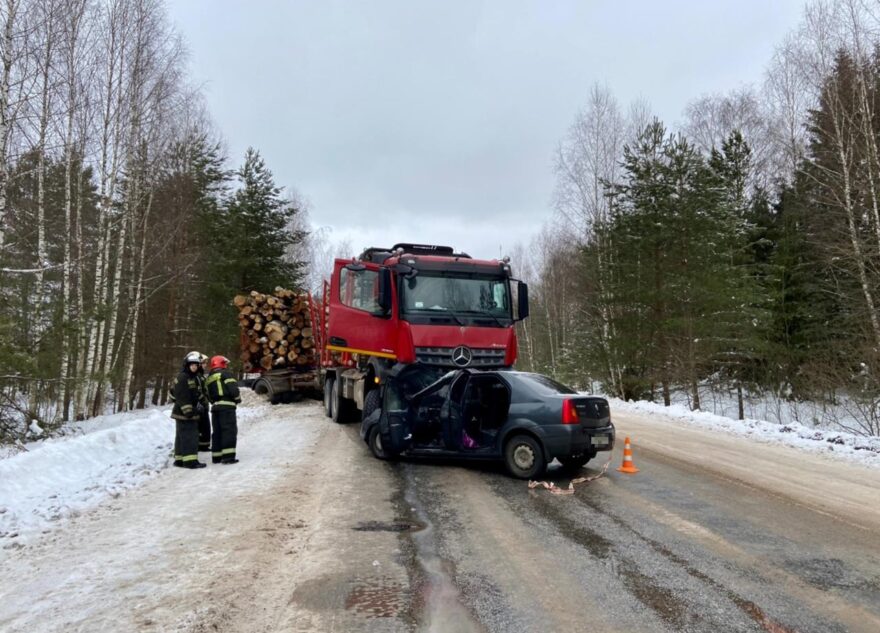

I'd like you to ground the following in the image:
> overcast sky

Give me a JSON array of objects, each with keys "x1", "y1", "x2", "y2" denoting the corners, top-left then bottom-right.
[{"x1": 166, "y1": 0, "x2": 806, "y2": 261}]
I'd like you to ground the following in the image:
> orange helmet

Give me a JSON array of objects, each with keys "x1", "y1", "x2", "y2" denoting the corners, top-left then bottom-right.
[{"x1": 209, "y1": 355, "x2": 229, "y2": 370}]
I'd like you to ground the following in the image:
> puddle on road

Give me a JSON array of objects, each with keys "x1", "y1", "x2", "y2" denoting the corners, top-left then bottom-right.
[
  {"x1": 352, "y1": 520, "x2": 425, "y2": 533},
  {"x1": 399, "y1": 468, "x2": 485, "y2": 633}
]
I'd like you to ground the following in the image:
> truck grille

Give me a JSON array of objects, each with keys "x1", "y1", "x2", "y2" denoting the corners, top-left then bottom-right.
[{"x1": 415, "y1": 346, "x2": 506, "y2": 368}]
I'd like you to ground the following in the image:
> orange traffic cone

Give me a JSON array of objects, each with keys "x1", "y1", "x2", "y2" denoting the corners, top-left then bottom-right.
[{"x1": 617, "y1": 436, "x2": 639, "y2": 474}]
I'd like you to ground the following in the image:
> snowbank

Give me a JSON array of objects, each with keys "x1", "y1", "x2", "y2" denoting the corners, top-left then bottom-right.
[
  {"x1": 0, "y1": 408, "x2": 174, "y2": 540},
  {"x1": 610, "y1": 398, "x2": 880, "y2": 469}
]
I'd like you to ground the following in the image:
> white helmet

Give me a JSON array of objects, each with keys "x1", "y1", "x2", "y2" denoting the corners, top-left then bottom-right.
[{"x1": 184, "y1": 351, "x2": 201, "y2": 364}]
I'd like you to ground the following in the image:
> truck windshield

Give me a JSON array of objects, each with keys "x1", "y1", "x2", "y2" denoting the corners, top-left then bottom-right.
[{"x1": 400, "y1": 273, "x2": 511, "y2": 325}]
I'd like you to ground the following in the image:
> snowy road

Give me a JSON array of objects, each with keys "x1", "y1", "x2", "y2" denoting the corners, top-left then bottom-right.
[{"x1": 1, "y1": 398, "x2": 879, "y2": 632}]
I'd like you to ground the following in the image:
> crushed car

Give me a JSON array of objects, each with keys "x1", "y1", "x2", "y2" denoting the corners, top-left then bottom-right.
[{"x1": 360, "y1": 365, "x2": 615, "y2": 479}]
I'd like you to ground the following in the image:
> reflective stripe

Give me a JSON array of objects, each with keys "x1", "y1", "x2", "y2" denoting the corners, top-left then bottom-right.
[
  {"x1": 187, "y1": 379, "x2": 197, "y2": 387},
  {"x1": 181, "y1": 454, "x2": 198, "y2": 462},
  {"x1": 221, "y1": 448, "x2": 236, "y2": 455},
  {"x1": 212, "y1": 452, "x2": 223, "y2": 457},
  {"x1": 224, "y1": 378, "x2": 237, "y2": 384},
  {"x1": 207, "y1": 372, "x2": 224, "y2": 397},
  {"x1": 181, "y1": 404, "x2": 193, "y2": 413},
  {"x1": 213, "y1": 400, "x2": 236, "y2": 406},
  {"x1": 326, "y1": 344, "x2": 396, "y2": 360}
]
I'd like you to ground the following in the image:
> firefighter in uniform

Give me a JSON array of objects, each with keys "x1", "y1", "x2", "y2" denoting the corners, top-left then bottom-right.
[
  {"x1": 206, "y1": 355, "x2": 241, "y2": 464},
  {"x1": 171, "y1": 351, "x2": 208, "y2": 469},
  {"x1": 195, "y1": 353, "x2": 212, "y2": 454}
]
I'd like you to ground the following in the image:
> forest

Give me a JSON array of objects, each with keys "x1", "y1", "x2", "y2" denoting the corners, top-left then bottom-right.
[
  {"x1": 515, "y1": 0, "x2": 880, "y2": 437},
  {"x1": 4, "y1": 0, "x2": 880, "y2": 442},
  {"x1": 0, "y1": 0, "x2": 307, "y2": 440}
]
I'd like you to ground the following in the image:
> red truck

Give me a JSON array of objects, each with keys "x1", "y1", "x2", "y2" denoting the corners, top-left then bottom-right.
[
  {"x1": 249, "y1": 243, "x2": 529, "y2": 412},
  {"x1": 316, "y1": 243, "x2": 529, "y2": 422}
]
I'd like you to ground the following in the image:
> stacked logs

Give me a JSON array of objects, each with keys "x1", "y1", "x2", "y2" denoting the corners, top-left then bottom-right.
[{"x1": 234, "y1": 288, "x2": 317, "y2": 372}]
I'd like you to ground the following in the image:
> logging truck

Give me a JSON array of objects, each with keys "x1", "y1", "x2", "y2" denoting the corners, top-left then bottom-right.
[
  {"x1": 235, "y1": 243, "x2": 529, "y2": 413},
  {"x1": 318, "y1": 243, "x2": 529, "y2": 423}
]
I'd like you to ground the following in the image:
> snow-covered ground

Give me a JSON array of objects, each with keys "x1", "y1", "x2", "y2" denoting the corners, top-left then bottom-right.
[
  {"x1": 611, "y1": 398, "x2": 880, "y2": 469},
  {"x1": 0, "y1": 396, "x2": 325, "y2": 633},
  {"x1": 0, "y1": 391, "x2": 289, "y2": 544}
]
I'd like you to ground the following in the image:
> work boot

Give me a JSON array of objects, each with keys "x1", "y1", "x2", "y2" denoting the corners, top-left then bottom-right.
[
  {"x1": 222, "y1": 458, "x2": 239, "y2": 465},
  {"x1": 212, "y1": 456, "x2": 222, "y2": 464},
  {"x1": 172, "y1": 460, "x2": 184, "y2": 468},
  {"x1": 185, "y1": 461, "x2": 207, "y2": 469}
]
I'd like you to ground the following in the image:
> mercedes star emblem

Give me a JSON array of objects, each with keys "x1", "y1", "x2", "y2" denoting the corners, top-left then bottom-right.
[{"x1": 451, "y1": 346, "x2": 472, "y2": 367}]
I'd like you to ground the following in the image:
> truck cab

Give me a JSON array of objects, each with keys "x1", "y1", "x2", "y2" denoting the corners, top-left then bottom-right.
[{"x1": 320, "y1": 243, "x2": 529, "y2": 422}]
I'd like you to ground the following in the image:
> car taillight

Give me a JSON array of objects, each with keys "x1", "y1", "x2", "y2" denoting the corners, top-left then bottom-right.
[{"x1": 562, "y1": 399, "x2": 580, "y2": 424}]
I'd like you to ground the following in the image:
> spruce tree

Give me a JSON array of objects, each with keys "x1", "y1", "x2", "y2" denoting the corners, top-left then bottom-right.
[
  {"x1": 220, "y1": 148, "x2": 305, "y2": 292},
  {"x1": 200, "y1": 148, "x2": 307, "y2": 359},
  {"x1": 708, "y1": 131, "x2": 771, "y2": 418}
]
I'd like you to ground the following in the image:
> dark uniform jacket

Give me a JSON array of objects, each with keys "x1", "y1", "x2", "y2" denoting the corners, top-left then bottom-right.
[
  {"x1": 196, "y1": 371, "x2": 209, "y2": 407},
  {"x1": 171, "y1": 369, "x2": 202, "y2": 420},
  {"x1": 206, "y1": 368, "x2": 241, "y2": 410}
]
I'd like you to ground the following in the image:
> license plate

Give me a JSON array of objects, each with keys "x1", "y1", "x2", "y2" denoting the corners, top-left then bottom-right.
[{"x1": 590, "y1": 435, "x2": 609, "y2": 446}]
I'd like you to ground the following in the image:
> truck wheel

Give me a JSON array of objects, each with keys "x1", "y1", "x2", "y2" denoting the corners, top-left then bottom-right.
[
  {"x1": 362, "y1": 389, "x2": 381, "y2": 422},
  {"x1": 504, "y1": 434, "x2": 546, "y2": 480},
  {"x1": 331, "y1": 378, "x2": 355, "y2": 424},
  {"x1": 368, "y1": 425, "x2": 388, "y2": 460},
  {"x1": 323, "y1": 376, "x2": 335, "y2": 418}
]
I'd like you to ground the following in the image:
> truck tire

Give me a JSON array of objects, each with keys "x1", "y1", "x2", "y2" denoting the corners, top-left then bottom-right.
[
  {"x1": 331, "y1": 378, "x2": 356, "y2": 424},
  {"x1": 362, "y1": 389, "x2": 381, "y2": 422},
  {"x1": 323, "y1": 376, "x2": 335, "y2": 418},
  {"x1": 504, "y1": 434, "x2": 546, "y2": 480}
]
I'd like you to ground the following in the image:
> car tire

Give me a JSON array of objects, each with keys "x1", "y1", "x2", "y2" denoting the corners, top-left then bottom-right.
[
  {"x1": 504, "y1": 434, "x2": 546, "y2": 479},
  {"x1": 368, "y1": 425, "x2": 388, "y2": 460},
  {"x1": 323, "y1": 376, "x2": 335, "y2": 418},
  {"x1": 362, "y1": 388, "x2": 381, "y2": 422},
  {"x1": 558, "y1": 454, "x2": 591, "y2": 471}
]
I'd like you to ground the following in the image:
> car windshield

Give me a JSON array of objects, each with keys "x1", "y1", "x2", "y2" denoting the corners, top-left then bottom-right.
[
  {"x1": 515, "y1": 373, "x2": 578, "y2": 395},
  {"x1": 400, "y1": 273, "x2": 511, "y2": 323}
]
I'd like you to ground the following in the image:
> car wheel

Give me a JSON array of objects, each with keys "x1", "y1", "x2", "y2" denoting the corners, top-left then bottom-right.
[
  {"x1": 558, "y1": 454, "x2": 591, "y2": 471},
  {"x1": 504, "y1": 434, "x2": 546, "y2": 479},
  {"x1": 323, "y1": 376, "x2": 335, "y2": 418},
  {"x1": 362, "y1": 388, "x2": 381, "y2": 422},
  {"x1": 368, "y1": 425, "x2": 388, "y2": 460}
]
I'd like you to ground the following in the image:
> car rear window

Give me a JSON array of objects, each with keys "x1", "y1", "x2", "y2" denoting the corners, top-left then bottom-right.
[{"x1": 516, "y1": 373, "x2": 577, "y2": 395}]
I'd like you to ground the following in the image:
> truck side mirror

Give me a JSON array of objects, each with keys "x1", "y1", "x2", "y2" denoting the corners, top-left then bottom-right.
[
  {"x1": 516, "y1": 281, "x2": 529, "y2": 321},
  {"x1": 376, "y1": 267, "x2": 392, "y2": 316}
]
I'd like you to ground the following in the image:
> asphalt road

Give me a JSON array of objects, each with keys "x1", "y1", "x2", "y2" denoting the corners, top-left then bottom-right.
[
  {"x1": 274, "y1": 405, "x2": 880, "y2": 633},
  {"x1": 3, "y1": 400, "x2": 878, "y2": 633}
]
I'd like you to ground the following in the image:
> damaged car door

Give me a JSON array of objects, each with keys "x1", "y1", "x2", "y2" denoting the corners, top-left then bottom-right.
[{"x1": 377, "y1": 365, "x2": 453, "y2": 456}]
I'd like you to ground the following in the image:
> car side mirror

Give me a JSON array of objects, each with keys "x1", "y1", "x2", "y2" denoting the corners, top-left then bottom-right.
[
  {"x1": 376, "y1": 267, "x2": 392, "y2": 316},
  {"x1": 516, "y1": 281, "x2": 529, "y2": 321}
]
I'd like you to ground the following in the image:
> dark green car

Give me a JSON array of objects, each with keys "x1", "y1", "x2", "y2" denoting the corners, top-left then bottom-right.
[{"x1": 360, "y1": 366, "x2": 615, "y2": 479}]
